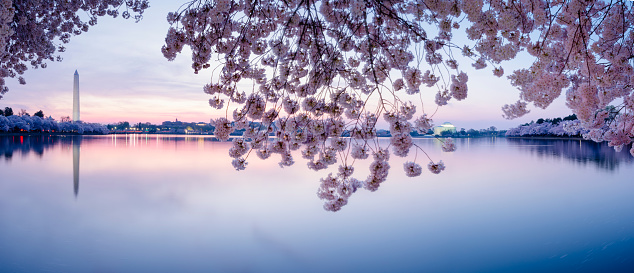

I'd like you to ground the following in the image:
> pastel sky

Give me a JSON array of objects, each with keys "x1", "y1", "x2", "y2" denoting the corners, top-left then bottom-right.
[{"x1": 0, "y1": 2, "x2": 573, "y2": 130}]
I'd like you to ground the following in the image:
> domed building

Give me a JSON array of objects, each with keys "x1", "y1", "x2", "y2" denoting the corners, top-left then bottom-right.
[{"x1": 433, "y1": 122, "x2": 457, "y2": 135}]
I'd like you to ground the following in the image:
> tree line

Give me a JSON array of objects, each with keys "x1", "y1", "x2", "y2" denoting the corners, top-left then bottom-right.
[
  {"x1": 506, "y1": 114, "x2": 584, "y2": 137},
  {"x1": 0, "y1": 106, "x2": 107, "y2": 134}
]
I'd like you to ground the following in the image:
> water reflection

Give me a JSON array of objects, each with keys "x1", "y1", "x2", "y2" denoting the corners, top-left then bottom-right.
[
  {"x1": 507, "y1": 138, "x2": 634, "y2": 171},
  {"x1": 0, "y1": 134, "x2": 229, "y2": 198},
  {"x1": 1, "y1": 135, "x2": 83, "y2": 196},
  {"x1": 1, "y1": 135, "x2": 634, "y2": 272},
  {"x1": 3, "y1": 135, "x2": 633, "y2": 196},
  {"x1": 73, "y1": 139, "x2": 80, "y2": 197},
  {"x1": 0, "y1": 134, "x2": 223, "y2": 155},
  {"x1": 0, "y1": 135, "x2": 66, "y2": 159},
  {"x1": 110, "y1": 133, "x2": 225, "y2": 147}
]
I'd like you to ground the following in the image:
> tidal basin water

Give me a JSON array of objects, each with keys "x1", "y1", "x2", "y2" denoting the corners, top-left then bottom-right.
[{"x1": 1, "y1": 135, "x2": 633, "y2": 273}]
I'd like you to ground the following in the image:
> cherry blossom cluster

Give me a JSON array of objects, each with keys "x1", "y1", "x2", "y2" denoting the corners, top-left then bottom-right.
[
  {"x1": 506, "y1": 120, "x2": 587, "y2": 137},
  {"x1": 162, "y1": 0, "x2": 634, "y2": 211},
  {"x1": 163, "y1": 0, "x2": 471, "y2": 211},
  {"x1": 0, "y1": 0, "x2": 149, "y2": 97},
  {"x1": 496, "y1": 0, "x2": 634, "y2": 155},
  {"x1": 576, "y1": 108, "x2": 634, "y2": 156}
]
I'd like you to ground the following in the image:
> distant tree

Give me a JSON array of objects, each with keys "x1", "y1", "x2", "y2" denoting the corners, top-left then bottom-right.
[
  {"x1": 18, "y1": 109, "x2": 28, "y2": 116},
  {"x1": 3, "y1": 107, "x2": 13, "y2": 116},
  {"x1": 440, "y1": 130, "x2": 454, "y2": 137},
  {"x1": 0, "y1": 108, "x2": 3, "y2": 116},
  {"x1": 467, "y1": 129, "x2": 480, "y2": 137},
  {"x1": 536, "y1": 118, "x2": 545, "y2": 124},
  {"x1": 34, "y1": 110, "x2": 44, "y2": 118},
  {"x1": 61, "y1": 116, "x2": 71, "y2": 122},
  {"x1": 563, "y1": 114, "x2": 578, "y2": 121},
  {"x1": 108, "y1": 121, "x2": 131, "y2": 130},
  {"x1": 134, "y1": 122, "x2": 156, "y2": 132},
  {"x1": 119, "y1": 121, "x2": 130, "y2": 130}
]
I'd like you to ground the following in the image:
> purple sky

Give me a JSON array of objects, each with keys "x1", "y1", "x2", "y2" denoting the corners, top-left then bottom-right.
[{"x1": 0, "y1": 2, "x2": 573, "y2": 130}]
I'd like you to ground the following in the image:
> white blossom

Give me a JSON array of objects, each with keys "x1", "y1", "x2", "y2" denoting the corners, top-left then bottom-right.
[
  {"x1": 403, "y1": 162, "x2": 423, "y2": 177},
  {"x1": 146, "y1": 0, "x2": 634, "y2": 212},
  {"x1": 441, "y1": 138, "x2": 457, "y2": 152},
  {"x1": 428, "y1": 161, "x2": 446, "y2": 174}
]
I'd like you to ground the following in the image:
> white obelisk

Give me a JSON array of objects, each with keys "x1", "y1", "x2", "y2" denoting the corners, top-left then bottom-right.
[{"x1": 73, "y1": 70, "x2": 80, "y2": 122}]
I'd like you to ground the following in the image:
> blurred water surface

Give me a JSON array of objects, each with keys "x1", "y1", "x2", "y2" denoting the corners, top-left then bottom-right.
[{"x1": 0, "y1": 135, "x2": 633, "y2": 273}]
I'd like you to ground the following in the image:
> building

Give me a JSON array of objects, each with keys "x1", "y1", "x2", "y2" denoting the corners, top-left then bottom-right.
[{"x1": 433, "y1": 122, "x2": 457, "y2": 135}]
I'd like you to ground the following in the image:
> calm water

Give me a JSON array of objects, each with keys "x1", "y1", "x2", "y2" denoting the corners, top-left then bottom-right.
[{"x1": 1, "y1": 135, "x2": 633, "y2": 273}]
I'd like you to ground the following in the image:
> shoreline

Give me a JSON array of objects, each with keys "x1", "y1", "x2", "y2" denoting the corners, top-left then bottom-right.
[
  {"x1": 1, "y1": 132, "x2": 586, "y2": 141},
  {"x1": 0, "y1": 132, "x2": 104, "y2": 136},
  {"x1": 506, "y1": 136, "x2": 584, "y2": 140}
]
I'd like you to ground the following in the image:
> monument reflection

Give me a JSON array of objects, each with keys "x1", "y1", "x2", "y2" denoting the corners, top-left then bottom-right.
[
  {"x1": 73, "y1": 138, "x2": 80, "y2": 197},
  {"x1": 0, "y1": 135, "x2": 82, "y2": 196}
]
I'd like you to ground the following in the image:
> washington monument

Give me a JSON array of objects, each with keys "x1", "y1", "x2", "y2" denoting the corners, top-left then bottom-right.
[{"x1": 73, "y1": 70, "x2": 79, "y2": 121}]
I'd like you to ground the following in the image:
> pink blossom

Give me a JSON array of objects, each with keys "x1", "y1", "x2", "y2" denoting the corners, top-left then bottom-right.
[
  {"x1": 0, "y1": 0, "x2": 148, "y2": 97},
  {"x1": 441, "y1": 138, "x2": 457, "y2": 152},
  {"x1": 502, "y1": 101, "x2": 530, "y2": 119},
  {"x1": 229, "y1": 138, "x2": 250, "y2": 158},
  {"x1": 403, "y1": 162, "x2": 423, "y2": 177},
  {"x1": 428, "y1": 161, "x2": 446, "y2": 174},
  {"x1": 351, "y1": 144, "x2": 369, "y2": 159},
  {"x1": 212, "y1": 117, "x2": 232, "y2": 141},
  {"x1": 231, "y1": 157, "x2": 247, "y2": 171},
  {"x1": 148, "y1": 0, "x2": 634, "y2": 212}
]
